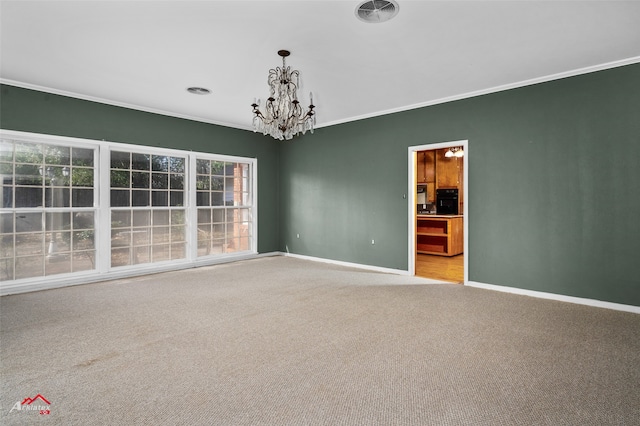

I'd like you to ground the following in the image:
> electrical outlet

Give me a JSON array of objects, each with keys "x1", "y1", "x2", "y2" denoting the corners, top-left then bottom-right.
[
  {"x1": 296, "y1": 233, "x2": 300, "y2": 239},
  {"x1": 371, "y1": 239, "x2": 375, "y2": 245}
]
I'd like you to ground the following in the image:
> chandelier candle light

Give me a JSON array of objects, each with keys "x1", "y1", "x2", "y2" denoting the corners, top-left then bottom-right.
[{"x1": 251, "y1": 50, "x2": 316, "y2": 140}]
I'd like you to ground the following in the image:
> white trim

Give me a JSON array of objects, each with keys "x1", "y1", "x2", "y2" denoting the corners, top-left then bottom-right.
[
  {"x1": 468, "y1": 281, "x2": 640, "y2": 314},
  {"x1": 3, "y1": 57, "x2": 639, "y2": 132},
  {"x1": 318, "y1": 56, "x2": 640, "y2": 129},
  {"x1": 0, "y1": 252, "x2": 281, "y2": 296},
  {"x1": 284, "y1": 252, "x2": 414, "y2": 277},
  {"x1": 408, "y1": 140, "x2": 469, "y2": 284},
  {"x1": 0, "y1": 79, "x2": 254, "y2": 132}
]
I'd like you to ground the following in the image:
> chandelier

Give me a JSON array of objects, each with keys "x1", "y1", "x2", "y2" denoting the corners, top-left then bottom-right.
[{"x1": 251, "y1": 50, "x2": 316, "y2": 140}]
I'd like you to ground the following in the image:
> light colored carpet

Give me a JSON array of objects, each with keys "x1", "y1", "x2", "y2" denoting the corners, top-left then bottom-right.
[{"x1": 1, "y1": 256, "x2": 639, "y2": 425}]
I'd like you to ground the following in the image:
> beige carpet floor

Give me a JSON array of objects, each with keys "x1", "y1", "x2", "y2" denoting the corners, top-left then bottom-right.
[{"x1": 1, "y1": 256, "x2": 639, "y2": 425}]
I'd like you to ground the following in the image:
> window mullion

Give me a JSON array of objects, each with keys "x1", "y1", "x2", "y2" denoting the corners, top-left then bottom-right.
[{"x1": 96, "y1": 144, "x2": 111, "y2": 273}]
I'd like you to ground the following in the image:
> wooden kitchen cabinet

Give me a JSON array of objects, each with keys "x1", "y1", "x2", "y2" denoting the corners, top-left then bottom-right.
[
  {"x1": 416, "y1": 151, "x2": 435, "y2": 184},
  {"x1": 416, "y1": 216, "x2": 463, "y2": 256},
  {"x1": 435, "y1": 149, "x2": 462, "y2": 188}
]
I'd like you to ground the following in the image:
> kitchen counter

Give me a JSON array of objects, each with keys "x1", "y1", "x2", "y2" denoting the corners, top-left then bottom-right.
[{"x1": 416, "y1": 215, "x2": 463, "y2": 256}]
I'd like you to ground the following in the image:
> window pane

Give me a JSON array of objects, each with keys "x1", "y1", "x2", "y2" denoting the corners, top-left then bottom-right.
[
  {"x1": 152, "y1": 155, "x2": 168, "y2": 172},
  {"x1": 133, "y1": 246, "x2": 151, "y2": 264},
  {"x1": 211, "y1": 161, "x2": 224, "y2": 175},
  {"x1": 211, "y1": 176, "x2": 223, "y2": 190},
  {"x1": 72, "y1": 251, "x2": 95, "y2": 272},
  {"x1": 72, "y1": 189, "x2": 93, "y2": 207},
  {"x1": 45, "y1": 255, "x2": 71, "y2": 276},
  {"x1": 73, "y1": 212, "x2": 94, "y2": 230},
  {"x1": 133, "y1": 210, "x2": 150, "y2": 227},
  {"x1": 197, "y1": 209, "x2": 210, "y2": 224},
  {"x1": 169, "y1": 191, "x2": 183, "y2": 207},
  {"x1": 73, "y1": 230, "x2": 94, "y2": 250},
  {"x1": 132, "y1": 153, "x2": 150, "y2": 171},
  {"x1": 196, "y1": 192, "x2": 209, "y2": 206},
  {"x1": 111, "y1": 151, "x2": 130, "y2": 169},
  {"x1": 132, "y1": 172, "x2": 149, "y2": 188},
  {"x1": 45, "y1": 145, "x2": 70, "y2": 166},
  {"x1": 15, "y1": 256, "x2": 43, "y2": 279},
  {"x1": 196, "y1": 159, "x2": 210, "y2": 174},
  {"x1": 111, "y1": 170, "x2": 130, "y2": 188},
  {"x1": 16, "y1": 213, "x2": 43, "y2": 233},
  {"x1": 153, "y1": 227, "x2": 169, "y2": 244},
  {"x1": 45, "y1": 187, "x2": 70, "y2": 208},
  {"x1": 72, "y1": 168, "x2": 93, "y2": 187},
  {"x1": 111, "y1": 211, "x2": 131, "y2": 228},
  {"x1": 152, "y1": 191, "x2": 168, "y2": 206},
  {"x1": 14, "y1": 187, "x2": 42, "y2": 207},
  {"x1": 196, "y1": 175, "x2": 209, "y2": 190},
  {"x1": 15, "y1": 143, "x2": 42, "y2": 164},
  {"x1": 132, "y1": 190, "x2": 149, "y2": 207},
  {"x1": 153, "y1": 210, "x2": 169, "y2": 226},
  {"x1": 46, "y1": 212, "x2": 70, "y2": 231},
  {"x1": 72, "y1": 147, "x2": 93, "y2": 167},
  {"x1": 15, "y1": 164, "x2": 42, "y2": 185},
  {"x1": 15, "y1": 233, "x2": 44, "y2": 256},
  {"x1": 171, "y1": 226, "x2": 185, "y2": 242},
  {"x1": 1, "y1": 213, "x2": 14, "y2": 234},
  {"x1": 111, "y1": 248, "x2": 130, "y2": 267},
  {"x1": 170, "y1": 174, "x2": 184, "y2": 190},
  {"x1": 111, "y1": 190, "x2": 129, "y2": 207},
  {"x1": 0, "y1": 140, "x2": 14, "y2": 162},
  {"x1": 152, "y1": 173, "x2": 168, "y2": 189},
  {"x1": 170, "y1": 157, "x2": 184, "y2": 173},
  {"x1": 171, "y1": 243, "x2": 185, "y2": 260},
  {"x1": 171, "y1": 210, "x2": 185, "y2": 225},
  {"x1": 152, "y1": 245, "x2": 170, "y2": 262}
]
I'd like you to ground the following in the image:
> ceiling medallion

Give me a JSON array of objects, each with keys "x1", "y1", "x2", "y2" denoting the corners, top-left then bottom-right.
[{"x1": 251, "y1": 50, "x2": 316, "y2": 141}]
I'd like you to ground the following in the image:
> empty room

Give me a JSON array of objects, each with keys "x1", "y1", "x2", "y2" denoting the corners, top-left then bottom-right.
[{"x1": 1, "y1": 1, "x2": 639, "y2": 424}]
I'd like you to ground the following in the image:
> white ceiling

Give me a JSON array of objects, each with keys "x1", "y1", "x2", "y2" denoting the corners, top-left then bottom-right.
[{"x1": 2, "y1": 1, "x2": 639, "y2": 131}]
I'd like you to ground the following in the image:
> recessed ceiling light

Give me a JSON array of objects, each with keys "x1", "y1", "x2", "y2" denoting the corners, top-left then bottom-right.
[
  {"x1": 355, "y1": 0, "x2": 399, "y2": 23},
  {"x1": 187, "y1": 87, "x2": 211, "y2": 95}
]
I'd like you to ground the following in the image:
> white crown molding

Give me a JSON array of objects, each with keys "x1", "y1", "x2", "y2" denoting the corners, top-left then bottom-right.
[
  {"x1": 2, "y1": 56, "x2": 639, "y2": 132},
  {"x1": 316, "y1": 56, "x2": 640, "y2": 129},
  {"x1": 0, "y1": 78, "x2": 255, "y2": 132}
]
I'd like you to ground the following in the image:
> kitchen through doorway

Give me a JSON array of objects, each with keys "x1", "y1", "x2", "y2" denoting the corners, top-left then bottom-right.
[{"x1": 408, "y1": 141, "x2": 468, "y2": 284}]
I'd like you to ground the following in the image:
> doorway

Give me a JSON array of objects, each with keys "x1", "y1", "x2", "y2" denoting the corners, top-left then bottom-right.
[{"x1": 408, "y1": 140, "x2": 468, "y2": 284}]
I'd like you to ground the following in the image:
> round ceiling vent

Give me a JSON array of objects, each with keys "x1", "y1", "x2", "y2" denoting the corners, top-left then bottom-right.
[{"x1": 355, "y1": 0, "x2": 399, "y2": 23}]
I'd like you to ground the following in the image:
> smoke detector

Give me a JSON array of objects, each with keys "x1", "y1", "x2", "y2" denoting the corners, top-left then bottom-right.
[{"x1": 355, "y1": 0, "x2": 399, "y2": 23}]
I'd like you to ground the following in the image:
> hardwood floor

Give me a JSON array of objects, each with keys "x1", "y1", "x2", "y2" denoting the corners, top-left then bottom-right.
[{"x1": 416, "y1": 253, "x2": 464, "y2": 283}]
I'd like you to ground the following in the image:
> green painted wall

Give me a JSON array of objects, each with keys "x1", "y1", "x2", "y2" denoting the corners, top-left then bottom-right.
[
  {"x1": 0, "y1": 85, "x2": 281, "y2": 253},
  {"x1": 279, "y1": 63, "x2": 640, "y2": 306},
  {"x1": 2, "y1": 63, "x2": 639, "y2": 306}
]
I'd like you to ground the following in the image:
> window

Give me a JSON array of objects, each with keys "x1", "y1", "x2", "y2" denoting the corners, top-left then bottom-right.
[
  {"x1": 110, "y1": 150, "x2": 187, "y2": 267},
  {"x1": 0, "y1": 130, "x2": 256, "y2": 290},
  {"x1": 196, "y1": 159, "x2": 252, "y2": 256},
  {"x1": 1, "y1": 138, "x2": 96, "y2": 281}
]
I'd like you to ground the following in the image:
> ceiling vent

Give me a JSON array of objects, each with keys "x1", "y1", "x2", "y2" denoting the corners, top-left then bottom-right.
[{"x1": 355, "y1": 0, "x2": 399, "y2": 23}]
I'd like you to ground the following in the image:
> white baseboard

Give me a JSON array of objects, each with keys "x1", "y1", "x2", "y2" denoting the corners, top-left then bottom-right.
[
  {"x1": 283, "y1": 252, "x2": 412, "y2": 276},
  {"x1": 467, "y1": 281, "x2": 640, "y2": 314},
  {"x1": 0, "y1": 252, "x2": 281, "y2": 296}
]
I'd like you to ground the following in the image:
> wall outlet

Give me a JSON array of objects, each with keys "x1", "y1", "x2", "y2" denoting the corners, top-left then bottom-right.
[
  {"x1": 371, "y1": 239, "x2": 375, "y2": 245},
  {"x1": 296, "y1": 233, "x2": 300, "y2": 239}
]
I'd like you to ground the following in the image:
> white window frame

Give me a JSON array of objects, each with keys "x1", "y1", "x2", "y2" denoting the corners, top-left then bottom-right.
[{"x1": 0, "y1": 129, "x2": 258, "y2": 295}]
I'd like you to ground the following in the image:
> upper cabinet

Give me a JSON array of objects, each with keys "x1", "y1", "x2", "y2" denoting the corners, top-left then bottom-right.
[
  {"x1": 416, "y1": 151, "x2": 435, "y2": 184},
  {"x1": 435, "y1": 149, "x2": 462, "y2": 188}
]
